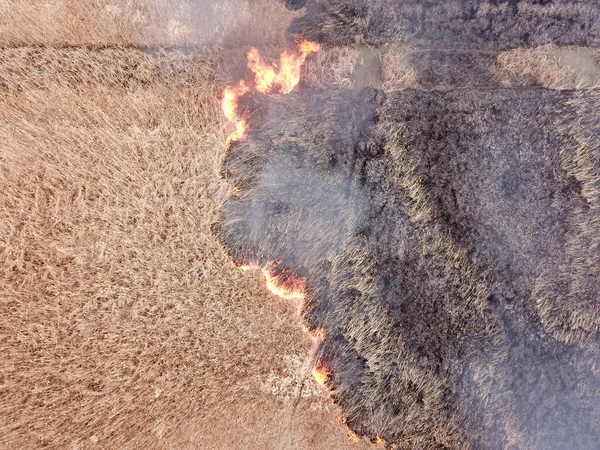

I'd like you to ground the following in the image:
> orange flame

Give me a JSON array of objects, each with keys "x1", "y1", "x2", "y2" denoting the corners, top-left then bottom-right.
[
  {"x1": 222, "y1": 40, "x2": 320, "y2": 145},
  {"x1": 347, "y1": 430, "x2": 360, "y2": 443},
  {"x1": 261, "y1": 268, "x2": 305, "y2": 300},
  {"x1": 312, "y1": 363, "x2": 330, "y2": 386},
  {"x1": 222, "y1": 80, "x2": 249, "y2": 145},
  {"x1": 375, "y1": 436, "x2": 384, "y2": 445},
  {"x1": 247, "y1": 47, "x2": 278, "y2": 93},
  {"x1": 248, "y1": 40, "x2": 321, "y2": 94}
]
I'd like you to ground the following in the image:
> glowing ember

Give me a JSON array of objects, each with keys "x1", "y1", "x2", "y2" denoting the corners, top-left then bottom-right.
[
  {"x1": 235, "y1": 264, "x2": 306, "y2": 299},
  {"x1": 302, "y1": 325, "x2": 325, "y2": 342},
  {"x1": 247, "y1": 40, "x2": 321, "y2": 94},
  {"x1": 312, "y1": 364, "x2": 330, "y2": 386},
  {"x1": 261, "y1": 268, "x2": 305, "y2": 300},
  {"x1": 347, "y1": 430, "x2": 360, "y2": 443},
  {"x1": 375, "y1": 436, "x2": 384, "y2": 445}
]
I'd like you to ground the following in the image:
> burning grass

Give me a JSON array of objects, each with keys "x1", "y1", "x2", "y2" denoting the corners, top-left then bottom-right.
[{"x1": 0, "y1": 1, "x2": 375, "y2": 449}]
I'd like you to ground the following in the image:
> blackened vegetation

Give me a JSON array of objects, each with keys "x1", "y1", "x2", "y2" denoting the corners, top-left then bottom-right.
[
  {"x1": 283, "y1": 0, "x2": 307, "y2": 11},
  {"x1": 216, "y1": 86, "x2": 600, "y2": 448},
  {"x1": 288, "y1": 0, "x2": 600, "y2": 50},
  {"x1": 215, "y1": 1, "x2": 600, "y2": 449},
  {"x1": 380, "y1": 89, "x2": 600, "y2": 449},
  {"x1": 409, "y1": 50, "x2": 499, "y2": 90}
]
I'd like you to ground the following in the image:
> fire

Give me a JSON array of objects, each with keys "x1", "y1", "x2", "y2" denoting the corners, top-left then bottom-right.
[
  {"x1": 222, "y1": 40, "x2": 320, "y2": 145},
  {"x1": 261, "y1": 268, "x2": 305, "y2": 300},
  {"x1": 375, "y1": 436, "x2": 384, "y2": 445},
  {"x1": 247, "y1": 47, "x2": 277, "y2": 93},
  {"x1": 247, "y1": 39, "x2": 321, "y2": 94},
  {"x1": 222, "y1": 80, "x2": 249, "y2": 145},
  {"x1": 347, "y1": 430, "x2": 360, "y2": 443},
  {"x1": 235, "y1": 264, "x2": 305, "y2": 299},
  {"x1": 312, "y1": 363, "x2": 330, "y2": 386}
]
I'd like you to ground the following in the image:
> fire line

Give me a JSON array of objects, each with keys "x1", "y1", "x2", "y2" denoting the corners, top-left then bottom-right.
[{"x1": 221, "y1": 40, "x2": 320, "y2": 146}]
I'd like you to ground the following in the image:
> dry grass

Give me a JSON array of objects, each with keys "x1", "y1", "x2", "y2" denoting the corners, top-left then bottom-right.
[
  {"x1": 302, "y1": 46, "x2": 359, "y2": 89},
  {"x1": 533, "y1": 92, "x2": 600, "y2": 348},
  {"x1": 0, "y1": 0, "x2": 293, "y2": 48},
  {"x1": 380, "y1": 46, "x2": 417, "y2": 91},
  {"x1": 0, "y1": 1, "x2": 376, "y2": 449},
  {"x1": 494, "y1": 45, "x2": 600, "y2": 89}
]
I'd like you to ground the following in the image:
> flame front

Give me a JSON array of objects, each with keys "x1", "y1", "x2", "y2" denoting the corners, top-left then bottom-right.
[
  {"x1": 312, "y1": 364, "x2": 330, "y2": 386},
  {"x1": 248, "y1": 39, "x2": 321, "y2": 94},
  {"x1": 222, "y1": 36, "x2": 339, "y2": 438},
  {"x1": 222, "y1": 80, "x2": 249, "y2": 145},
  {"x1": 261, "y1": 268, "x2": 305, "y2": 300},
  {"x1": 222, "y1": 40, "x2": 320, "y2": 146},
  {"x1": 347, "y1": 430, "x2": 360, "y2": 443}
]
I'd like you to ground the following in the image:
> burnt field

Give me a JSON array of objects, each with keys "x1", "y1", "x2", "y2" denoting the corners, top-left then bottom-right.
[{"x1": 215, "y1": 1, "x2": 600, "y2": 448}]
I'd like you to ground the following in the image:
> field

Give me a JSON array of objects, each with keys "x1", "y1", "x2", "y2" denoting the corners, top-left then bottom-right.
[
  {"x1": 0, "y1": 1, "x2": 374, "y2": 449},
  {"x1": 3, "y1": 1, "x2": 600, "y2": 449},
  {"x1": 217, "y1": 1, "x2": 600, "y2": 448}
]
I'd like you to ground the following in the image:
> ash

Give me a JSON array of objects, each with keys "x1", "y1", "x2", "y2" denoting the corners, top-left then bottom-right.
[{"x1": 217, "y1": 2, "x2": 600, "y2": 448}]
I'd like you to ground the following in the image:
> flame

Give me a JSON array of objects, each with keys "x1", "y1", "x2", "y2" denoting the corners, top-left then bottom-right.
[
  {"x1": 347, "y1": 430, "x2": 360, "y2": 443},
  {"x1": 312, "y1": 363, "x2": 330, "y2": 386},
  {"x1": 247, "y1": 47, "x2": 278, "y2": 93},
  {"x1": 261, "y1": 268, "x2": 305, "y2": 300},
  {"x1": 375, "y1": 436, "x2": 384, "y2": 445},
  {"x1": 248, "y1": 40, "x2": 321, "y2": 94},
  {"x1": 222, "y1": 80, "x2": 249, "y2": 145},
  {"x1": 222, "y1": 40, "x2": 320, "y2": 145},
  {"x1": 235, "y1": 264, "x2": 305, "y2": 299}
]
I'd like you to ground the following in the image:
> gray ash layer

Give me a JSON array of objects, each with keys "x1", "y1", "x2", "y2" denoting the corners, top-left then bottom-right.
[
  {"x1": 289, "y1": 0, "x2": 600, "y2": 50},
  {"x1": 216, "y1": 2, "x2": 600, "y2": 448}
]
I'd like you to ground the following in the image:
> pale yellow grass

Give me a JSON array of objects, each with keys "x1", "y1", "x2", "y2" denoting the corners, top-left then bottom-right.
[
  {"x1": 0, "y1": 0, "x2": 295, "y2": 47},
  {"x1": 494, "y1": 45, "x2": 600, "y2": 89},
  {"x1": 0, "y1": 1, "x2": 375, "y2": 449},
  {"x1": 380, "y1": 46, "x2": 417, "y2": 91},
  {"x1": 302, "y1": 46, "x2": 359, "y2": 89}
]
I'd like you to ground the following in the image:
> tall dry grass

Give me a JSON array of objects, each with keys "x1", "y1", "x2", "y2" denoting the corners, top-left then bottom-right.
[{"x1": 0, "y1": 1, "x2": 375, "y2": 448}]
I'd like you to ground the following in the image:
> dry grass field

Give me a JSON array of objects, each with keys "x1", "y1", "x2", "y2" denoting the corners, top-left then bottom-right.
[
  {"x1": 0, "y1": 1, "x2": 376, "y2": 449},
  {"x1": 3, "y1": 1, "x2": 600, "y2": 449}
]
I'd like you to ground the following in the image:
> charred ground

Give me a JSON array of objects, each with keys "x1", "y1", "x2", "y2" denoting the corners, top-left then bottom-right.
[
  {"x1": 216, "y1": 84, "x2": 600, "y2": 449},
  {"x1": 216, "y1": 1, "x2": 600, "y2": 449},
  {"x1": 288, "y1": 0, "x2": 600, "y2": 50}
]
